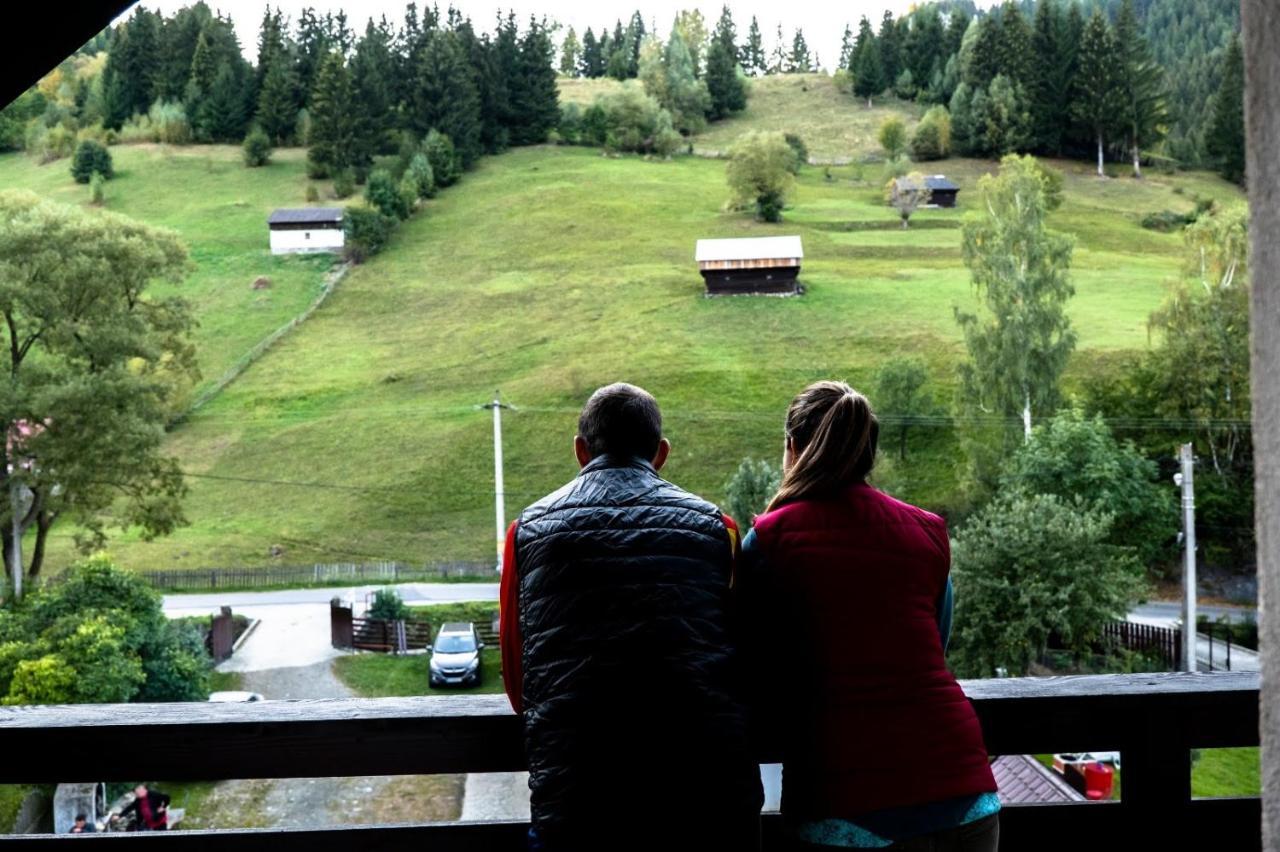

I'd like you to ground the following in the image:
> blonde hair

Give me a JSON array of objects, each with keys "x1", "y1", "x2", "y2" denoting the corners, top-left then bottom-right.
[{"x1": 765, "y1": 380, "x2": 878, "y2": 513}]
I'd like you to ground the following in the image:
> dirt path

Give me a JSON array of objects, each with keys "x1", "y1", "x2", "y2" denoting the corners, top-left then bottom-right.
[{"x1": 177, "y1": 661, "x2": 463, "y2": 830}]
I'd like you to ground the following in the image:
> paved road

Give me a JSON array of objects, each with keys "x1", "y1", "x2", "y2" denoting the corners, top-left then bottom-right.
[
  {"x1": 1128, "y1": 600, "x2": 1256, "y2": 625},
  {"x1": 163, "y1": 582, "x2": 499, "y2": 615}
]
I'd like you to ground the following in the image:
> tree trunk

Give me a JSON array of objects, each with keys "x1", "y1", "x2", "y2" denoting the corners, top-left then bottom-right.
[
  {"x1": 1133, "y1": 141, "x2": 1143, "y2": 179},
  {"x1": 1023, "y1": 390, "x2": 1032, "y2": 443},
  {"x1": 1097, "y1": 133, "x2": 1105, "y2": 177},
  {"x1": 901, "y1": 216, "x2": 909, "y2": 229},
  {"x1": 867, "y1": 95, "x2": 873, "y2": 109},
  {"x1": 28, "y1": 511, "x2": 52, "y2": 580}
]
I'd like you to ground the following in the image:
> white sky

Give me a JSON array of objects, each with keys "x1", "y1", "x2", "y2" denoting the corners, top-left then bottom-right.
[{"x1": 117, "y1": 1, "x2": 1000, "y2": 73}]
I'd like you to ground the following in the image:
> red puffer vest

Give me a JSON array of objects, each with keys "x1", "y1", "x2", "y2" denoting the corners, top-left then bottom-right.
[{"x1": 751, "y1": 483, "x2": 996, "y2": 818}]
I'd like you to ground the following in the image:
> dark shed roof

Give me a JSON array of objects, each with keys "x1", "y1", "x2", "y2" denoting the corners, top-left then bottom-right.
[
  {"x1": 897, "y1": 175, "x2": 960, "y2": 192},
  {"x1": 268, "y1": 208, "x2": 344, "y2": 226}
]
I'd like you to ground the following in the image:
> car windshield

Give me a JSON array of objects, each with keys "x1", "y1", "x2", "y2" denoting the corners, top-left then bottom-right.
[{"x1": 435, "y1": 634, "x2": 475, "y2": 654}]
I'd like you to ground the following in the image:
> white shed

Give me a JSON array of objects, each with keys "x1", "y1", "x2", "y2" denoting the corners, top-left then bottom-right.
[{"x1": 268, "y1": 208, "x2": 345, "y2": 255}]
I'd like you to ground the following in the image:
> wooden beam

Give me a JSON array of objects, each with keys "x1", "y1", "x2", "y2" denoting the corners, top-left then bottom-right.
[
  {"x1": 1244, "y1": 1, "x2": 1280, "y2": 849},
  {"x1": 0, "y1": 801, "x2": 1260, "y2": 850},
  {"x1": 0, "y1": 672, "x2": 1257, "y2": 784}
]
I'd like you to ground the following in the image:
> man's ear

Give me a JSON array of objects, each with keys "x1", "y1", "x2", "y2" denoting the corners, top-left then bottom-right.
[
  {"x1": 651, "y1": 437, "x2": 671, "y2": 471},
  {"x1": 574, "y1": 435, "x2": 593, "y2": 468}
]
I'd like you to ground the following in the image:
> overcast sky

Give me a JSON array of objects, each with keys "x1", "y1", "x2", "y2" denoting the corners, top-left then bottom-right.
[{"x1": 118, "y1": 1, "x2": 1000, "y2": 72}]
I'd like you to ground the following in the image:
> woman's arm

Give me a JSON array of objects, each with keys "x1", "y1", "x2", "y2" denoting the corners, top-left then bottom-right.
[{"x1": 936, "y1": 576, "x2": 954, "y2": 653}]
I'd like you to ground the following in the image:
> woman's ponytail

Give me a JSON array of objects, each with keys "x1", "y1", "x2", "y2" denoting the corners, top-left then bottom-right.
[{"x1": 765, "y1": 381, "x2": 879, "y2": 513}]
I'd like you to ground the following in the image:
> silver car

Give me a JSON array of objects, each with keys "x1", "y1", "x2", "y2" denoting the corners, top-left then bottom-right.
[{"x1": 429, "y1": 622, "x2": 484, "y2": 687}]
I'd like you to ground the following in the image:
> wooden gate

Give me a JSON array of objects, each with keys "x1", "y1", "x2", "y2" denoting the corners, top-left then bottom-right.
[{"x1": 209, "y1": 606, "x2": 235, "y2": 663}]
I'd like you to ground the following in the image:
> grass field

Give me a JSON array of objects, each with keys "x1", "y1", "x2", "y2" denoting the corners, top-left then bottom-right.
[
  {"x1": 0, "y1": 104, "x2": 1243, "y2": 571},
  {"x1": 0, "y1": 145, "x2": 337, "y2": 399},
  {"x1": 559, "y1": 74, "x2": 924, "y2": 161}
]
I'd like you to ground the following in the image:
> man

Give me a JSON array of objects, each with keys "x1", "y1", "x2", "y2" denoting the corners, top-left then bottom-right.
[
  {"x1": 69, "y1": 814, "x2": 95, "y2": 834},
  {"x1": 117, "y1": 785, "x2": 169, "y2": 831},
  {"x1": 500, "y1": 383, "x2": 762, "y2": 851}
]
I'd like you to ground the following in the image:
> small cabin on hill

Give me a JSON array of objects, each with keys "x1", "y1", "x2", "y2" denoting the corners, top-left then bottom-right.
[
  {"x1": 268, "y1": 208, "x2": 344, "y2": 255},
  {"x1": 695, "y1": 236, "x2": 804, "y2": 295},
  {"x1": 893, "y1": 175, "x2": 961, "y2": 208}
]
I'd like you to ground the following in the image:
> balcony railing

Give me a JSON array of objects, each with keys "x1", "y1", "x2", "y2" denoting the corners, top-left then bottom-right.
[{"x1": 0, "y1": 671, "x2": 1259, "y2": 850}]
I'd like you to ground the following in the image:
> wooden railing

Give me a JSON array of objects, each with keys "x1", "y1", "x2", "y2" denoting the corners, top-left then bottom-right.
[{"x1": 0, "y1": 671, "x2": 1260, "y2": 850}]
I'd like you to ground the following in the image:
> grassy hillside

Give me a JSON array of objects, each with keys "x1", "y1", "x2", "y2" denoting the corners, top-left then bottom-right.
[
  {"x1": 0, "y1": 145, "x2": 337, "y2": 398},
  {"x1": 558, "y1": 74, "x2": 923, "y2": 161},
  {"x1": 18, "y1": 140, "x2": 1236, "y2": 571}
]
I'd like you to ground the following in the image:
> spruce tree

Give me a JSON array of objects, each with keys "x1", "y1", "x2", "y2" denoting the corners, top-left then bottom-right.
[
  {"x1": 878, "y1": 11, "x2": 901, "y2": 89},
  {"x1": 295, "y1": 8, "x2": 332, "y2": 106},
  {"x1": 946, "y1": 9, "x2": 971, "y2": 57},
  {"x1": 996, "y1": 2, "x2": 1034, "y2": 87},
  {"x1": 579, "y1": 28, "x2": 600, "y2": 77},
  {"x1": 770, "y1": 24, "x2": 787, "y2": 75},
  {"x1": 706, "y1": 7, "x2": 746, "y2": 119},
  {"x1": 510, "y1": 17, "x2": 560, "y2": 146},
  {"x1": 195, "y1": 63, "x2": 248, "y2": 142},
  {"x1": 839, "y1": 25, "x2": 855, "y2": 72},
  {"x1": 560, "y1": 27, "x2": 580, "y2": 76},
  {"x1": 628, "y1": 12, "x2": 646, "y2": 78},
  {"x1": 461, "y1": 19, "x2": 508, "y2": 155},
  {"x1": 413, "y1": 30, "x2": 482, "y2": 167},
  {"x1": 256, "y1": 56, "x2": 299, "y2": 145},
  {"x1": 963, "y1": 17, "x2": 1001, "y2": 89},
  {"x1": 102, "y1": 9, "x2": 162, "y2": 128},
  {"x1": 788, "y1": 30, "x2": 812, "y2": 74},
  {"x1": 1071, "y1": 11, "x2": 1124, "y2": 177},
  {"x1": 1030, "y1": 0, "x2": 1073, "y2": 155},
  {"x1": 253, "y1": 8, "x2": 287, "y2": 100},
  {"x1": 351, "y1": 19, "x2": 396, "y2": 164},
  {"x1": 1205, "y1": 37, "x2": 1245, "y2": 184},
  {"x1": 743, "y1": 18, "x2": 766, "y2": 76},
  {"x1": 852, "y1": 17, "x2": 883, "y2": 107},
  {"x1": 306, "y1": 50, "x2": 356, "y2": 179},
  {"x1": 904, "y1": 5, "x2": 944, "y2": 92},
  {"x1": 1113, "y1": 0, "x2": 1168, "y2": 178}
]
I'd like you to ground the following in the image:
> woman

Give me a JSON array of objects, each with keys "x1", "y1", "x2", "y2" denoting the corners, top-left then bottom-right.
[{"x1": 739, "y1": 381, "x2": 999, "y2": 851}]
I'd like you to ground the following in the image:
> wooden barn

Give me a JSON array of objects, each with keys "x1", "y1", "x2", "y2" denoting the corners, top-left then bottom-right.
[
  {"x1": 893, "y1": 175, "x2": 961, "y2": 208},
  {"x1": 268, "y1": 208, "x2": 345, "y2": 255},
  {"x1": 695, "y1": 236, "x2": 804, "y2": 295}
]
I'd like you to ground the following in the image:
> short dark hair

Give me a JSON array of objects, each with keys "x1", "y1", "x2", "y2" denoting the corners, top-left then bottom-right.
[
  {"x1": 74, "y1": 814, "x2": 87, "y2": 822},
  {"x1": 577, "y1": 383, "x2": 663, "y2": 460}
]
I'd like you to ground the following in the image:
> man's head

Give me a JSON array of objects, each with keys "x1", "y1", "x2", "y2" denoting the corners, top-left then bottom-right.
[
  {"x1": 574, "y1": 383, "x2": 670, "y2": 470},
  {"x1": 134, "y1": 785, "x2": 147, "y2": 798},
  {"x1": 74, "y1": 815, "x2": 87, "y2": 827}
]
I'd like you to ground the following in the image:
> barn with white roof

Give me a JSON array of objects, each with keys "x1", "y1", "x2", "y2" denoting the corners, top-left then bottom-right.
[{"x1": 694, "y1": 235, "x2": 804, "y2": 295}]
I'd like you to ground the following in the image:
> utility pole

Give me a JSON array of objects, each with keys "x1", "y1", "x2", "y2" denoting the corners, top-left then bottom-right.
[
  {"x1": 1177, "y1": 442, "x2": 1197, "y2": 672},
  {"x1": 481, "y1": 391, "x2": 514, "y2": 570}
]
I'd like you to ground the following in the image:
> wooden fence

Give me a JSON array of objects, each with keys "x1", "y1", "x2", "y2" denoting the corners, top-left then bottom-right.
[
  {"x1": 349, "y1": 617, "x2": 433, "y2": 653},
  {"x1": 0, "y1": 671, "x2": 1259, "y2": 850},
  {"x1": 1103, "y1": 621, "x2": 1183, "y2": 670},
  {"x1": 140, "y1": 561, "x2": 494, "y2": 592}
]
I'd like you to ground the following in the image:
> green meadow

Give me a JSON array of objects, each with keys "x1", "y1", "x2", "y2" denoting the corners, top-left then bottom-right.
[{"x1": 0, "y1": 91, "x2": 1243, "y2": 571}]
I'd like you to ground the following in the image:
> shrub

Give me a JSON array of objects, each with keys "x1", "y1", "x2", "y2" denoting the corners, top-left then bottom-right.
[
  {"x1": 405, "y1": 152, "x2": 435, "y2": 199},
  {"x1": 26, "y1": 123, "x2": 76, "y2": 162},
  {"x1": 878, "y1": 117, "x2": 908, "y2": 160},
  {"x1": 832, "y1": 68, "x2": 854, "y2": 94},
  {"x1": 783, "y1": 133, "x2": 808, "y2": 173},
  {"x1": 726, "y1": 130, "x2": 796, "y2": 223},
  {"x1": 75, "y1": 123, "x2": 113, "y2": 147},
  {"x1": 1141, "y1": 210, "x2": 1191, "y2": 232},
  {"x1": 242, "y1": 128, "x2": 272, "y2": 167},
  {"x1": 398, "y1": 173, "x2": 419, "y2": 214},
  {"x1": 332, "y1": 169, "x2": 355, "y2": 199},
  {"x1": 1030, "y1": 158, "x2": 1064, "y2": 211},
  {"x1": 894, "y1": 69, "x2": 917, "y2": 100},
  {"x1": 910, "y1": 105, "x2": 952, "y2": 161},
  {"x1": 723, "y1": 458, "x2": 781, "y2": 528},
  {"x1": 557, "y1": 102, "x2": 583, "y2": 145},
  {"x1": 305, "y1": 184, "x2": 320, "y2": 203},
  {"x1": 423, "y1": 129, "x2": 461, "y2": 188},
  {"x1": 369, "y1": 588, "x2": 411, "y2": 621},
  {"x1": 588, "y1": 88, "x2": 682, "y2": 157},
  {"x1": 149, "y1": 100, "x2": 192, "y2": 144},
  {"x1": 365, "y1": 168, "x2": 411, "y2": 220},
  {"x1": 343, "y1": 205, "x2": 395, "y2": 263},
  {"x1": 70, "y1": 139, "x2": 112, "y2": 183},
  {"x1": 116, "y1": 114, "x2": 155, "y2": 144},
  {"x1": 885, "y1": 172, "x2": 932, "y2": 229},
  {"x1": 295, "y1": 107, "x2": 312, "y2": 146},
  {"x1": 89, "y1": 171, "x2": 105, "y2": 205}
]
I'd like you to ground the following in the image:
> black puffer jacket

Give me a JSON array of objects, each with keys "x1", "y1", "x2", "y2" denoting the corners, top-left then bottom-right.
[{"x1": 516, "y1": 455, "x2": 762, "y2": 849}]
